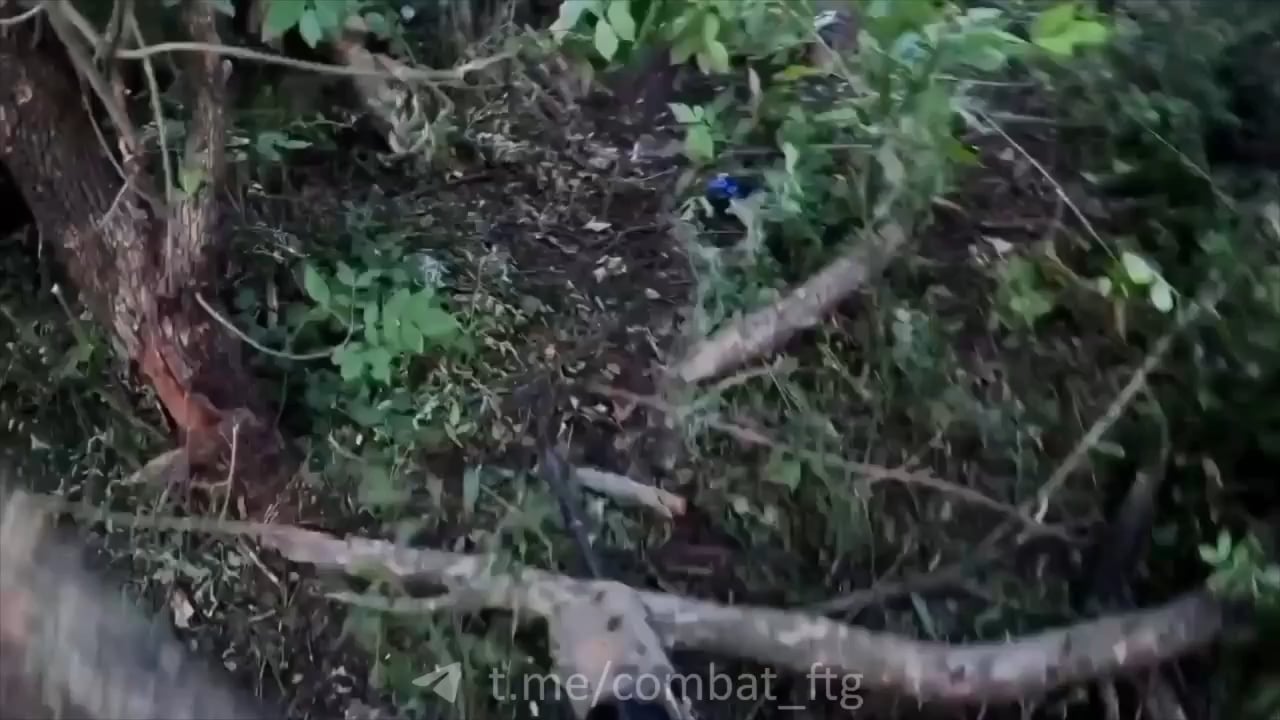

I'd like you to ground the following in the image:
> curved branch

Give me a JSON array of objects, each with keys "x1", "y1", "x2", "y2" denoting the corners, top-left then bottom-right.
[{"x1": 261, "y1": 525, "x2": 1232, "y2": 706}]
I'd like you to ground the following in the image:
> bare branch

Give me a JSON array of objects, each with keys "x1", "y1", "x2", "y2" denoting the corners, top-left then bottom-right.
[
  {"x1": 112, "y1": 40, "x2": 513, "y2": 84},
  {"x1": 0, "y1": 2, "x2": 42, "y2": 27},
  {"x1": 7, "y1": 491, "x2": 1236, "y2": 707},
  {"x1": 574, "y1": 466, "x2": 687, "y2": 519},
  {"x1": 259, "y1": 523, "x2": 1229, "y2": 705},
  {"x1": 42, "y1": 1, "x2": 141, "y2": 158},
  {"x1": 675, "y1": 221, "x2": 907, "y2": 384}
]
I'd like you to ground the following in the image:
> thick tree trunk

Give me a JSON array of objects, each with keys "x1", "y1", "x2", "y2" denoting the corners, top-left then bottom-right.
[{"x1": 0, "y1": 6, "x2": 296, "y2": 520}]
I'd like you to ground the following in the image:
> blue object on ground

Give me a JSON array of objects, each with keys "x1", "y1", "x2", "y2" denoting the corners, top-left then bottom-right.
[{"x1": 706, "y1": 173, "x2": 758, "y2": 202}]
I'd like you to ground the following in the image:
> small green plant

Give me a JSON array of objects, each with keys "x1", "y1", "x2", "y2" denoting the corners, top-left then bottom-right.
[
  {"x1": 1201, "y1": 530, "x2": 1280, "y2": 607},
  {"x1": 300, "y1": 258, "x2": 461, "y2": 385},
  {"x1": 258, "y1": 0, "x2": 399, "y2": 47},
  {"x1": 995, "y1": 255, "x2": 1058, "y2": 330}
]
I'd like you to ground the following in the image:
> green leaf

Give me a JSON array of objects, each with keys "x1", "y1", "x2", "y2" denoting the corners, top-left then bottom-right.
[
  {"x1": 781, "y1": 141, "x2": 799, "y2": 175},
  {"x1": 551, "y1": 0, "x2": 594, "y2": 40},
  {"x1": 336, "y1": 261, "x2": 357, "y2": 287},
  {"x1": 1121, "y1": 251, "x2": 1156, "y2": 286},
  {"x1": 365, "y1": 347, "x2": 393, "y2": 384},
  {"x1": 668, "y1": 102, "x2": 698, "y2": 124},
  {"x1": 1149, "y1": 281, "x2": 1174, "y2": 313},
  {"x1": 358, "y1": 464, "x2": 408, "y2": 507},
  {"x1": 764, "y1": 449, "x2": 802, "y2": 491},
  {"x1": 670, "y1": 31, "x2": 702, "y2": 65},
  {"x1": 705, "y1": 39, "x2": 730, "y2": 74},
  {"x1": 606, "y1": 0, "x2": 635, "y2": 41},
  {"x1": 178, "y1": 163, "x2": 206, "y2": 196},
  {"x1": 1031, "y1": 3, "x2": 1108, "y2": 56},
  {"x1": 700, "y1": 11, "x2": 720, "y2": 46},
  {"x1": 594, "y1": 17, "x2": 619, "y2": 61},
  {"x1": 262, "y1": 0, "x2": 307, "y2": 41},
  {"x1": 1031, "y1": 2, "x2": 1078, "y2": 41},
  {"x1": 298, "y1": 8, "x2": 323, "y2": 47},
  {"x1": 814, "y1": 107, "x2": 859, "y2": 123},
  {"x1": 381, "y1": 288, "x2": 411, "y2": 348},
  {"x1": 409, "y1": 294, "x2": 461, "y2": 339},
  {"x1": 311, "y1": 0, "x2": 344, "y2": 31},
  {"x1": 334, "y1": 344, "x2": 365, "y2": 381},
  {"x1": 303, "y1": 264, "x2": 332, "y2": 307},
  {"x1": 685, "y1": 124, "x2": 714, "y2": 162}
]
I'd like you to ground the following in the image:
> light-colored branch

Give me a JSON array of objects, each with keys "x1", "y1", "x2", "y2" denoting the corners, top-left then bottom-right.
[
  {"x1": 573, "y1": 466, "x2": 687, "y2": 519},
  {"x1": 129, "y1": 14, "x2": 173, "y2": 205},
  {"x1": 194, "y1": 291, "x2": 335, "y2": 361},
  {"x1": 43, "y1": 1, "x2": 141, "y2": 158},
  {"x1": 675, "y1": 221, "x2": 907, "y2": 384},
  {"x1": 112, "y1": 40, "x2": 512, "y2": 84},
  {"x1": 1026, "y1": 291, "x2": 1217, "y2": 523},
  {"x1": 7, "y1": 491, "x2": 1234, "y2": 706},
  {"x1": 0, "y1": 2, "x2": 43, "y2": 27},
  {"x1": 259, "y1": 523, "x2": 1229, "y2": 704}
]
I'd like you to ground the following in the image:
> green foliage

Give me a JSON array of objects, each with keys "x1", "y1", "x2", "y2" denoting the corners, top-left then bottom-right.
[
  {"x1": 994, "y1": 255, "x2": 1057, "y2": 330},
  {"x1": 1028, "y1": 1, "x2": 1108, "y2": 57},
  {"x1": 261, "y1": 0, "x2": 358, "y2": 47},
  {"x1": 300, "y1": 258, "x2": 461, "y2": 385},
  {"x1": 1201, "y1": 530, "x2": 1280, "y2": 607}
]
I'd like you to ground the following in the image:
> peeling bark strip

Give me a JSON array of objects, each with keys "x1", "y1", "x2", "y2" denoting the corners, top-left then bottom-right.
[
  {"x1": 262, "y1": 526, "x2": 1230, "y2": 706},
  {"x1": 0, "y1": 6, "x2": 294, "y2": 518}
]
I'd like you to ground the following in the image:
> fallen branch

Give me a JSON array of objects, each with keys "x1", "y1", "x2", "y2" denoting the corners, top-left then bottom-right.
[
  {"x1": 259, "y1": 522, "x2": 1230, "y2": 705},
  {"x1": 574, "y1": 466, "x2": 687, "y2": 519},
  {"x1": 675, "y1": 222, "x2": 907, "y2": 384}
]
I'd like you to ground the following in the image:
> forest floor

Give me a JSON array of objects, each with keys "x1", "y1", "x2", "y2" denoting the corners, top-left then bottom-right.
[{"x1": 1, "y1": 6, "x2": 1277, "y2": 720}]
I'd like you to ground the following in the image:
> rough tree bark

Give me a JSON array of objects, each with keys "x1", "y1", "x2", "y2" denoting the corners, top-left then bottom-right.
[{"x1": 0, "y1": 2, "x2": 297, "y2": 520}]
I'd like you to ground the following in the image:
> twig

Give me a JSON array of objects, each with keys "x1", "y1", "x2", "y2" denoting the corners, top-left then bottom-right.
[
  {"x1": 193, "y1": 291, "x2": 335, "y2": 361},
  {"x1": 111, "y1": 40, "x2": 512, "y2": 83},
  {"x1": 95, "y1": 0, "x2": 131, "y2": 68},
  {"x1": 43, "y1": 1, "x2": 142, "y2": 157},
  {"x1": 130, "y1": 14, "x2": 173, "y2": 205},
  {"x1": 1026, "y1": 296, "x2": 1212, "y2": 523},
  {"x1": 977, "y1": 110, "x2": 1116, "y2": 261},
  {"x1": 807, "y1": 541, "x2": 1005, "y2": 616},
  {"x1": 0, "y1": 2, "x2": 43, "y2": 26},
  {"x1": 588, "y1": 384, "x2": 1070, "y2": 540}
]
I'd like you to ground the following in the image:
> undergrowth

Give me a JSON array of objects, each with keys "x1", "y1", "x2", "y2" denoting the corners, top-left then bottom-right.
[{"x1": 0, "y1": 0, "x2": 1277, "y2": 719}]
